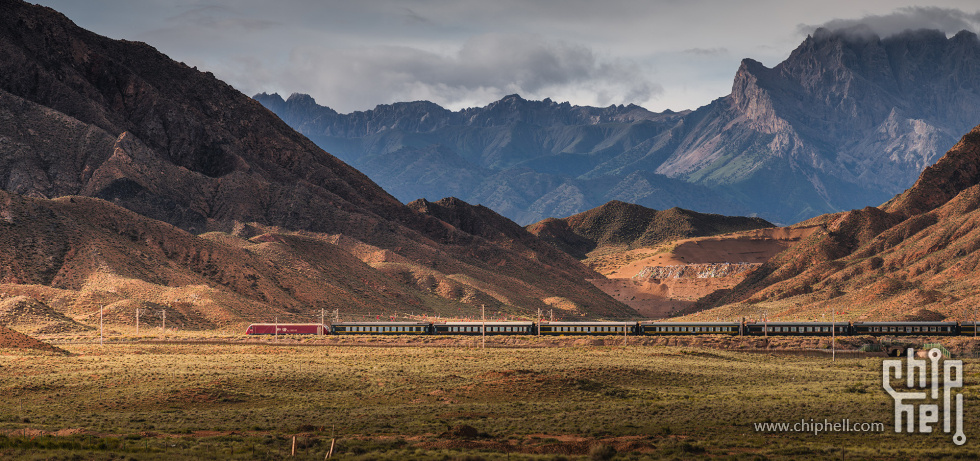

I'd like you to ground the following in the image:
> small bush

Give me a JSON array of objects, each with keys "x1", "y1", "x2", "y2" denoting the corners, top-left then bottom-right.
[{"x1": 589, "y1": 443, "x2": 616, "y2": 461}]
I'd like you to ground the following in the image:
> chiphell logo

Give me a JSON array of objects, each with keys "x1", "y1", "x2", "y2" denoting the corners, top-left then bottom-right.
[{"x1": 882, "y1": 348, "x2": 965, "y2": 445}]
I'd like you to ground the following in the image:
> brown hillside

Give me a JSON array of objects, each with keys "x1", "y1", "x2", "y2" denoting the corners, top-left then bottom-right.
[
  {"x1": 689, "y1": 123, "x2": 980, "y2": 321},
  {"x1": 0, "y1": 0, "x2": 634, "y2": 322},
  {"x1": 587, "y1": 227, "x2": 814, "y2": 319},
  {"x1": 527, "y1": 200, "x2": 773, "y2": 259},
  {"x1": 0, "y1": 295, "x2": 91, "y2": 334},
  {"x1": 0, "y1": 192, "x2": 632, "y2": 328},
  {"x1": 0, "y1": 324, "x2": 68, "y2": 355}
]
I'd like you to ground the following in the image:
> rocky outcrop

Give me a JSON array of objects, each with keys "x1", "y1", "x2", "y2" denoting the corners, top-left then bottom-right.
[{"x1": 634, "y1": 263, "x2": 761, "y2": 280}]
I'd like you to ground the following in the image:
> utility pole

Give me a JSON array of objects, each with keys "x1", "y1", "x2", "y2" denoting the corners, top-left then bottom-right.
[
  {"x1": 321, "y1": 309, "x2": 325, "y2": 336},
  {"x1": 537, "y1": 308, "x2": 541, "y2": 337},
  {"x1": 550, "y1": 309, "x2": 553, "y2": 322},
  {"x1": 100, "y1": 305, "x2": 104, "y2": 346},
  {"x1": 275, "y1": 316, "x2": 279, "y2": 341},
  {"x1": 481, "y1": 304, "x2": 486, "y2": 350}
]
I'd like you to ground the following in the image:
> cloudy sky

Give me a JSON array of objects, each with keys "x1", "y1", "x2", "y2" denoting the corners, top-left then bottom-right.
[{"x1": 32, "y1": 0, "x2": 980, "y2": 113}]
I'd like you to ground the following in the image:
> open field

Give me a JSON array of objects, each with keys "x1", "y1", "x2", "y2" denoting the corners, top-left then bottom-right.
[{"x1": 2, "y1": 338, "x2": 979, "y2": 460}]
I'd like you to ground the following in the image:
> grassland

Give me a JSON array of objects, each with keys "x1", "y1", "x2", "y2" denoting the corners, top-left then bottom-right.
[{"x1": 1, "y1": 338, "x2": 978, "y2": 460}]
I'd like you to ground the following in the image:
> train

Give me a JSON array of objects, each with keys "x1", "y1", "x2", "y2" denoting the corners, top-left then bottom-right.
[{"x1": 245, "y1": 320, "x2": 980, "y2": 337}]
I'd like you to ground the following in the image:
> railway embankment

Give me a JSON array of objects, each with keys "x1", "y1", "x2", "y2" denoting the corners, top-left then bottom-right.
[{"x1": 36, "y1": 333, "x2": 980, "y2": 357}]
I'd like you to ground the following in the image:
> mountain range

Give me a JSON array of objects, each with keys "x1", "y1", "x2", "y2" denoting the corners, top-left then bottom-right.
[
  {"x1": 0, "y1": 0, "x2": 633, "y2": 327},
  {"x1": 257, "y1": 27, "x2": 980, "y2": 226}
]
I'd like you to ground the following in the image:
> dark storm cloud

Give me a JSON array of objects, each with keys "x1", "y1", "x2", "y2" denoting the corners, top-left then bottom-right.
[{"x1": 801, "y1": 7, "x2": 980, "y2": 38}]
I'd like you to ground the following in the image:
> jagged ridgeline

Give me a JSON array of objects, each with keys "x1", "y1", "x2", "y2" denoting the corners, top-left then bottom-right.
[
  {"x1": 0, "y1": 0, "x2": 635, "y2": 327},
  {"x1": 258, "y1": 28, "x2": 980, "y2": 226}
]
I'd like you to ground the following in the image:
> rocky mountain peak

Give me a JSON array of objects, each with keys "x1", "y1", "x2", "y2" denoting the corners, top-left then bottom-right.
[{"x1": 729, "y1": 58, "x2": 785, "y2": 134}]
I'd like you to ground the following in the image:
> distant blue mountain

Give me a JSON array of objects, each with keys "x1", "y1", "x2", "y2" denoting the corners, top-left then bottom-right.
[{"x1": 256, "y1": 28, "x2": 980, "y2": 225}]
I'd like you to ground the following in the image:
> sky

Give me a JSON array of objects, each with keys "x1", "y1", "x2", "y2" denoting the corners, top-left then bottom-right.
[{"x1": 31, "y1": 1, "x2": 980, "y2": 114}]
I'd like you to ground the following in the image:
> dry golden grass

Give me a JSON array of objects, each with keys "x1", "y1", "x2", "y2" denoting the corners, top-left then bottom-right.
[{"x1": 1, "y1": 338, "x2": 978, "y2": 460}]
